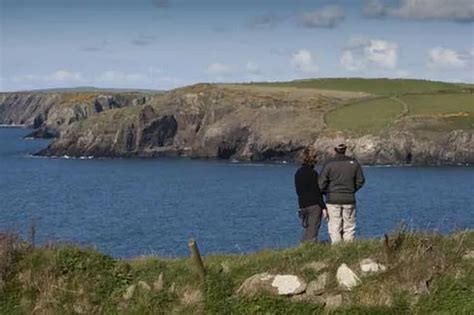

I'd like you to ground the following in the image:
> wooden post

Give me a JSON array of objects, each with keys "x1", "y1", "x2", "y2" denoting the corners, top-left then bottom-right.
[
  {"x1": 383, "y1": 234, "x2": 392, "y2": 263},
  {"x1": 188, "y1": 239, "x2": 206, "y2": 280}
]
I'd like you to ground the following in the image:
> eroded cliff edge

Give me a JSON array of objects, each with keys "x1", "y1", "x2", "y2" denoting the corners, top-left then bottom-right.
[{"x1": 1, "y1": 83, "x2": 473, "y2": 165}]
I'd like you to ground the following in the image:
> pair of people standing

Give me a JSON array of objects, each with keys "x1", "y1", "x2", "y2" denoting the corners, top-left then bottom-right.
[{"x1": 294, "y1": 144, "x2": 365, "y2": 244}]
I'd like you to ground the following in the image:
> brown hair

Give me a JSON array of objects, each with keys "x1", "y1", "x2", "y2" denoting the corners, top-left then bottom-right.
[{"x1": 302, "y1": 147, "x2": 316, "y2": 165}]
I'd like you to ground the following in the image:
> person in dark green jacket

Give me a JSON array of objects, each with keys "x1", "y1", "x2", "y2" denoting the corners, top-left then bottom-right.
[{"x1": 319, "y1": 144, "x2": 365, "y2": 244}]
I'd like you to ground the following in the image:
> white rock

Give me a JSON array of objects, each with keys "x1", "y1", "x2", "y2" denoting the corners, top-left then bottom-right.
[
  {"x1": 360, "y1": 258, "x2": 387, "y2": 274},
  {"x1": 271, "y1": 275, "x2": 306, "y2": 295},
  {"x1": 237, "y1": 273, "x2": 306, "y2": 296},
  {"x1": 336, "y1": 264, "x2": 360, "y2": 290}
]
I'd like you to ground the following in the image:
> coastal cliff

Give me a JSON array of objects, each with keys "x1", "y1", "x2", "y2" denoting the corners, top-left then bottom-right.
[{"x1": 1, "y1": 79, "x2": 473, "y2": 165}]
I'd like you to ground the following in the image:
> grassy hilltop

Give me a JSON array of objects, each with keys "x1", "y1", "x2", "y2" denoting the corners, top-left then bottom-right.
[
  {"x1": 1, "y1": 230, "x2": 473, "y2": 314},
  {"x1": 248, "y1": 78, "x2": 474, "y2": 135}
]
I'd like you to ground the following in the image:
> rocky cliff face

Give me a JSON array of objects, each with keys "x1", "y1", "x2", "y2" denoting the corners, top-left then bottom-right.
[
  {"x1": 0, "y1": 92, "x2": 155, "y2": 137},
  {"x1": 1, "y1": 85, "x2": 473, "y2": 165}
]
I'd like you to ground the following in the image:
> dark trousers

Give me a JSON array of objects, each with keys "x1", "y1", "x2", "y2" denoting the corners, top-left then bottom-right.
[{"x1": 300, "y1": 204, "x2": 322, "y2": 242}]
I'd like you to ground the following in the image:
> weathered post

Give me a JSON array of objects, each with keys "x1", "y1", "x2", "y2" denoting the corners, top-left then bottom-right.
[
  {"x1": 188, "y1": 239, "x2": 206, "y2": 280},
  {"x1": 383, "y1": 233, "x2": 392, "y2": 263}
]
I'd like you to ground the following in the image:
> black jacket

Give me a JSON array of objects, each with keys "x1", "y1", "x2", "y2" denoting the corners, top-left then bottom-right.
[
  {"x1": 319, "y1": 153, "x2": 365, "y2": 204},
  {"x1": 294, "y1": 164, "x2": 327, "y2": 209}
]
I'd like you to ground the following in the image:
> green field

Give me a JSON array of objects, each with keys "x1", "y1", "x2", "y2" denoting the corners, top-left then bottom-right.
[
  {"x1": 325, "y1": 92, "x2": 473, "y2": 133},
  {"x1": 251, "y1": 78, "x2": 471, "y2": 96},
  {"x1": 401, "y1": 93, "x2": 474, "y2": 115},
  {"x1": 326, "y1": 97, "x2": 404, "y2": 133}
]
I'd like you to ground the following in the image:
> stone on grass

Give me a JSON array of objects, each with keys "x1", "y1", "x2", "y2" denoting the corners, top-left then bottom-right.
[
  {"x1": 302, "y1": 261, "x2": 329, "y2": 273},
  {"x1": 359, "y1": 258, "x2": 387, "y2": 274},
  {"x1": 237, "y1": 273, "x2": 306, "y2": 296},
  {"x1": 153, "y1": 273, "x2": 164, "y2": 292},
  {"x1": 138, "y1": 281, "x2": 151, "y2": 291},
  {"x1": 336, "y1": 264, "x2": 360, "y2": 290},
  {"x1": 181, "y1": 288, "x2": 203, "y2": 305},
  {"x1": 220, "y1": 262, "x2": 231, "y2": 273},
  {"x1": 272, "y1": 275, "x2": 307, "y2": 295},
  {"x1": 123, "y1": 284, "x2": 136, "y2": 300},
  {"x1": 306, "y1": 272, "x2": 328, "y2": 296},
  {"x1": 325, "y1": 294, "x2": 343, "y2": 310}
]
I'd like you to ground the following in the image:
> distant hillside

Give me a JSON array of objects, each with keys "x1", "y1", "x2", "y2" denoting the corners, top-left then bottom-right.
[
  {"x1": 0, "y1": 78, "x2": 473, "y2": 165},
  {"x1": 6, "y1": 86, "x2": 164, "y2": 94}
]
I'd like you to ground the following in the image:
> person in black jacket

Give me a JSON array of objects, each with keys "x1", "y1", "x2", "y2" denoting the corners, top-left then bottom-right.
[
  {"x1": 294, "y1": 148, "x2": 327, "y2": 242},
  {"x1": 319, "y1": 144, "x2": 365, "y2": 244}
]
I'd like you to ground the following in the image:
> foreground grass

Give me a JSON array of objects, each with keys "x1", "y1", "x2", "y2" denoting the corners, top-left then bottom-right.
[{"x1": 1, "y1": 231, "x2": 473, "y2": 314}]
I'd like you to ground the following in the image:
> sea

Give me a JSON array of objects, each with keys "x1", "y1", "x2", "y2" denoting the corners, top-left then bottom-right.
[{"x1": 1, "y1": 127, "x2": 473, "y2": 257}]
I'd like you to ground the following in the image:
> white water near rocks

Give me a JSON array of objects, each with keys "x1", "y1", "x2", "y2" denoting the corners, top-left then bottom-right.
[{"x1": 1, "y1": 127, "x2": 473, "y2": 257}]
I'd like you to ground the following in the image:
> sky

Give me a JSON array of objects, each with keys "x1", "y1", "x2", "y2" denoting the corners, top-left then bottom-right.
[{"x1": 0, "y1": 0, "x2": 473, "y2": 91}]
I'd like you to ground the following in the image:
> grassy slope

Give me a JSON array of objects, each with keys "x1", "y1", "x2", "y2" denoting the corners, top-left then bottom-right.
[
  {"x1": 251, "y1": 78, "x2": 471, "y2": 95},
  {"x1": 1, "y1": 231, "x2": 473, "y2": 314}
]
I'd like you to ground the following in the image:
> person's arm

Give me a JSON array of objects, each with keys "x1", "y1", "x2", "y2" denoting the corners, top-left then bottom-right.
[
  {"x1": 295, "y1": 171, "x2": 303, "y2": 198},
  {"x1": 313, "y1": 171, "x2": 327, "y2": 210},
  {"x1": 355, "y1": 162, "x2": 365, "y2": 191},
  {"x1": 318, "y1": 163, "x2": 330, "y2": 194}
]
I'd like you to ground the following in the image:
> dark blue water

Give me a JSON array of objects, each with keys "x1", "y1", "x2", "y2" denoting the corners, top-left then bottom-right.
[{"x1": 1, "y1": 128, "x2": 473, "y2": 257}]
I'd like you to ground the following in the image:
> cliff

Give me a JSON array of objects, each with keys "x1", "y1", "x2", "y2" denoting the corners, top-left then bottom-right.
[{"x1": 1, "y1": 79, "x2": 473, "y2": 165}]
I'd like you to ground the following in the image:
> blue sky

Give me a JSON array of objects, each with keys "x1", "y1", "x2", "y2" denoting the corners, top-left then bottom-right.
[{"x1": 1, "y1": 0, "x2": 473, "y2": 91}]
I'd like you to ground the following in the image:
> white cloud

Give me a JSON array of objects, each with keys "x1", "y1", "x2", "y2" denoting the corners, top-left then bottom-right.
[
  {"x1": 340, "y1": 37, "x2": 399, "y2": 71},
  {"x1": 246, "y1": 62, "x2": 261, "y2": 75},
  {"x1": 340, "y1": 51, "x2": 364, "y2": 71},
  {"x1": 428, "y1": 47, "x2": 467, "y2": 68},
  {"x1": 300, "y1": 5, "x2": 345, "y2": 28},
  {"x1": 13, "y1": 69, "x2": 84, "y2": 84},
  {"x1": 206, "y1": 62, "x2": 232, "y2": 76},
  {"x1": 291, "y1": 50, "x2": 319, "y2": 74},
  {"x1": 96, "y1": 71, "x2": 150, "y2": 84},
  {"x1": 364, "y1": 0, "x2": 474, "y2": 22},
  {"x1": 364, "y1": 40, "x2": 398, "y2": 69}
]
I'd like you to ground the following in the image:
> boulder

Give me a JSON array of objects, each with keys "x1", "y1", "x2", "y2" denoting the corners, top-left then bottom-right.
[
  {"x1": 306, "y1": 272, "x2": 328, "y2": 296},
  {"x1": 336, "y1": 264, "x2": 360, "y2": 290},
  {"x1": 302, "y1": 261, "x2": 329, "y2": 273},
  {"x1": 237, "y1": 273, "x2": 306, "y2": 296},
  {"x1": 359, "y1": 258, "x2": 387, "y2": 274}
]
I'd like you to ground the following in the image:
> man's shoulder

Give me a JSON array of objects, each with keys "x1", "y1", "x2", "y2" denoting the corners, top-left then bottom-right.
[{"x1": 322, "y1": 155, "x2": 360, "y2": 168}]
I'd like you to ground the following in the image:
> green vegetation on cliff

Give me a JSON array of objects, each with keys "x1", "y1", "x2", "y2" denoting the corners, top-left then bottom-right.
[{"x1": 1, "y1": 231, "x2": 473, "y2": 314}]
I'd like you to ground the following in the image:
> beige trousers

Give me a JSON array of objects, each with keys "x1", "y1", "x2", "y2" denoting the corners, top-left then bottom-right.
[{"x1": 327, "y1": 204, "x2": 356, "y2": 244}]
